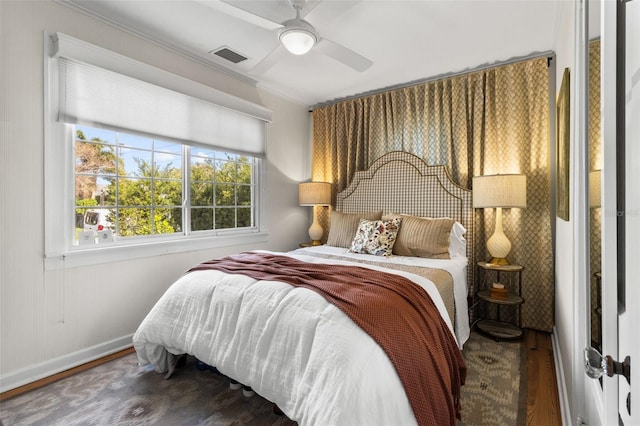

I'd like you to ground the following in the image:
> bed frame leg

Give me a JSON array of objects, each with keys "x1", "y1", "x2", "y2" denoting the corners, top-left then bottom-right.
[{"x1": 242, "y1": 385, "x2": 255, "y2": 397}]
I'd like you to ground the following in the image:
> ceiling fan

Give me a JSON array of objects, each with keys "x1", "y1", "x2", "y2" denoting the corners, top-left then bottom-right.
[{"x1": 216, "y1": 0, "x2": 373, "y2": 74}]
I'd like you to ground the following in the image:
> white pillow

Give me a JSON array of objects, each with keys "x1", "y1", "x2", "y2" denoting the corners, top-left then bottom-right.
[{"x1": 449, "y1": 221, "x2": 467, "y2": 258}]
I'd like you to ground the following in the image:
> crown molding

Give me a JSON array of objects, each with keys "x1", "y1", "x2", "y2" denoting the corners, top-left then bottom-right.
[{"x1": 54, "y1": 0, "x2": 258, "y2": 87}]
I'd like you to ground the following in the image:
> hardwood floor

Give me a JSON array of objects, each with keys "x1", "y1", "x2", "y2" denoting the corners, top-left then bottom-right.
[
  {"x1": 2, "y1": 331, "x2": 564, "y2": 425},
  {"x1": 0, "y1": 347, "x2": 135, "y2": 402},
  {"x1": 525, "y1": 329, "x2": 562, "y2": 426}
]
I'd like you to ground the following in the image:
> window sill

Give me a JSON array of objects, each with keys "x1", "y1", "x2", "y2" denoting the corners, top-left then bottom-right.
[{"x1": 44, "y1": 232, "x2": 269, "y2": 270}]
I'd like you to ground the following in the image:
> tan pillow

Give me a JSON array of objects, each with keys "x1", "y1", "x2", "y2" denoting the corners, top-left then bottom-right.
[
  {"x1": 390, "y1": 214, "x2": 455, "y2": 259},
  {"x1": 326, "y1": 210, "x2": 383, "y2": 248}
]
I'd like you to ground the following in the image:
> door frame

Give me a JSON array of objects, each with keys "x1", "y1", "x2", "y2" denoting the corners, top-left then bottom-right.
[
  {"x1": 585, "y1": 0, "x2": 639, "y2": 424},
  {"x1": 572, "y1": 0, "x2": 636, "y2": 424},
  {"x1": 578, "y1": 0, "x2": 619, "y2": 423},
  {"x1": 574, "y1": 0, "x2": 592, "y2": 422},
  {"x1": 598, "y1": 0, "x2": 620, "y2": 423},
  {"x1": 621, "y1": 0, "x2": 640, "y2": 421}
]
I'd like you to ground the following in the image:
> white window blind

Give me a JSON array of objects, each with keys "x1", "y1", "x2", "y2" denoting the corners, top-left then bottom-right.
[{"x1": 53, "y1": 33, "x2": 271, "y2": 156}]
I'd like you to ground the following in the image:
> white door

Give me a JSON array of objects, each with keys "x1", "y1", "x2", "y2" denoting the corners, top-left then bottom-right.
[
  {"x1": 620, "y1": 1, "x2": 640, "y2": 423},
  {"x1": 593, "y1": 0, "x2": 639, "y2": 424}
]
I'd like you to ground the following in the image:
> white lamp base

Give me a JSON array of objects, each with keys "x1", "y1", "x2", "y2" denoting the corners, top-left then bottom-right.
[
  {"x1": 308, "y1": 207, "x2": 323, "y2": 245},
  {"x1": 486, "y1": 207, "x2": 512, "y2": 265}
]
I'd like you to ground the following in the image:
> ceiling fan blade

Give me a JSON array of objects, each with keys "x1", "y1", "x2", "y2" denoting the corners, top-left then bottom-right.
[
  {"x1": 248, "y1": 43, "x2": 288, "y2": 75},
  {"x1": 315, "y1": 38, "x2": 372, "y2": 72},
  {"x1": 196, "y1": 0, "x2": 282, "y2": 31}
]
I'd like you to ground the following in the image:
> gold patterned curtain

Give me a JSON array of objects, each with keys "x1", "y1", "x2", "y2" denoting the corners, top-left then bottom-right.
[
  {"x1": 311, "y1": 57, "x2": 553, "y2": 332},
  {"x1": 589, "y1": 40, "x2": 602, "y2": 348}
]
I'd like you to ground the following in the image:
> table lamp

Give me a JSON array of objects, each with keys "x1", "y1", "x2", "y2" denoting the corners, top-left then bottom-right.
[
  {"x1": 299, "y1": 181, "x2": 331, "y2": 245},
  {"x1": 473, "y1": 174, "x2": 527, "y2": 265}
]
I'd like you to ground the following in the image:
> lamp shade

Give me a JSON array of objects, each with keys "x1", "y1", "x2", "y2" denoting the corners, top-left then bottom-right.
[
  {"x1": 472, "y1": 174, "x2": 527, "y2": 208},
  {"x1": 589, "y1": 170, "x2": 601, "y2": 208},
  {"x1": 299, "y1": 182, "x2": 331, "y2": 206}
]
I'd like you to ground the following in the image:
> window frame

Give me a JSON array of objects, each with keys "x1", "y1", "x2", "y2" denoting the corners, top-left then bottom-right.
[{"x1": 44, "y1": 34, "x2": 269, "y2": 270}]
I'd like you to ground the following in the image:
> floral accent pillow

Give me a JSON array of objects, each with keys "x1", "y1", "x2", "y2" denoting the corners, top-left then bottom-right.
[{"x1": 349, "y1": 217, "x2": 402, "y2": 256}]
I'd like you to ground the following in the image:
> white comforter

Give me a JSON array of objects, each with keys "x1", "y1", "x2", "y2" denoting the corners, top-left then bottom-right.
[
  {"x1": 293, "y1": 245, "x2": 470, "y2": 346},
  {"x1": 133, "y1": 250, "x2": 458, "y2": 426}
]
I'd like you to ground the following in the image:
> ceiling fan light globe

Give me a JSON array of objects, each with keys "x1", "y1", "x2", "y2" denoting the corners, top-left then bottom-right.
[{"x1": 280, "y1": 28, "x2": 316, "y2": 55}]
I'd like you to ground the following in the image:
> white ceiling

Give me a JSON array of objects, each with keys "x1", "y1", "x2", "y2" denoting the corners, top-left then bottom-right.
[{"x1": 59, "y1": 0, "x2": 561, "y2": 107}]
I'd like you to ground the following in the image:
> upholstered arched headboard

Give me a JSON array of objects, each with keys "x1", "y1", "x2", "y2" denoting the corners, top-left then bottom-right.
[{"x1": 335, "y1": 151, "x2": 474, "y2": 289}]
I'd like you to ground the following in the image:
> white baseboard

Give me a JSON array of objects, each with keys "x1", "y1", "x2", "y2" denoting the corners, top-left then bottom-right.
[
  {"x1": 552, "y1": 326, "x2": 572, "y2": 426},
  {"x1": 0, "y1": 334, "x2": 133, "y2": 394}
]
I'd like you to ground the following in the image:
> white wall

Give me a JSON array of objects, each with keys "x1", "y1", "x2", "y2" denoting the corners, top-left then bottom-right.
[{"x1": 0, "y1": 0, "x2": 311, "y2": 391}]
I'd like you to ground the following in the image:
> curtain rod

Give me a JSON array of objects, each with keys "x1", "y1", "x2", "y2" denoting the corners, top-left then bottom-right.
[{"x1": 310, "y1": 50, "x2": 555, "y2": 111}]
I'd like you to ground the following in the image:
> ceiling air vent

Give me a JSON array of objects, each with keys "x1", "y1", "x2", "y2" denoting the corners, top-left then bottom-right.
[{"x1": 210, "y1": 47, "x2": 248, "y2": 64}]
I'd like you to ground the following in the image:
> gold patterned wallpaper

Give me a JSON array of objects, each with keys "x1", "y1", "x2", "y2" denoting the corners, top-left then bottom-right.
[{"x1": 312, "y1": 57, "x2": 554, "y2": 332}]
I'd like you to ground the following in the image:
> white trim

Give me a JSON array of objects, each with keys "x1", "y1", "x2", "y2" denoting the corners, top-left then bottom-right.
[
  {"x1": 0, "y1": 334, "x2": 133, "y2": 394},
  {"x1": 600, "y1": 0, "x2": 621, "y2": 424},
  {"x1": 572, "y1": 0, "x2": 591, "y2": 423},
  {"x1": 552, "y1": 326, "x2": 572, "y2": 426},
  {"x1": 620, "y1": 2, "x2": 640, "y2": 423},
  {"x1": 44, "y1": 232, "x2": 269, "y2": 270},
  {"x1": 587, "y1": 367, "x2": 606, "y2": 422},
  {"x1": 53, "y1": 0, "x2": 258, "y2": 87}
]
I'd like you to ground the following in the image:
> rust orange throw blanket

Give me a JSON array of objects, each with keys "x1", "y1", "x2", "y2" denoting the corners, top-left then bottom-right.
[{"x1": 189, "y1": 252, "x2": 466, "y2": 425}]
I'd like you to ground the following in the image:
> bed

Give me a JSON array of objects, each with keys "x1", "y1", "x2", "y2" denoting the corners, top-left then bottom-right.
[{"x1": 133, "y1": 151, "x2": 473, "y2": 426}]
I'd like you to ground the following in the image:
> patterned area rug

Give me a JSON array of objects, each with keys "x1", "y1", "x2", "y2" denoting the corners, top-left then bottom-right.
[
  {"x1": 1, "y1": 332, "x2": 524, "y2": 425},
  {"x1": 460, "y1": 331, "x2": 527, "y2": 426}
]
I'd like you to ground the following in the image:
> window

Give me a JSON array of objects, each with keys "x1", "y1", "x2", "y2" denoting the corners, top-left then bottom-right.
[
  {"x1": 45, "y1": 33, "x2": 271, "y2": 268},
  {"x1": 74, "y1": 125, "x2": 257, "y2": 243},
  {"x1": 189, "y1": 146, "x2": 255, "y2": 232}
]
